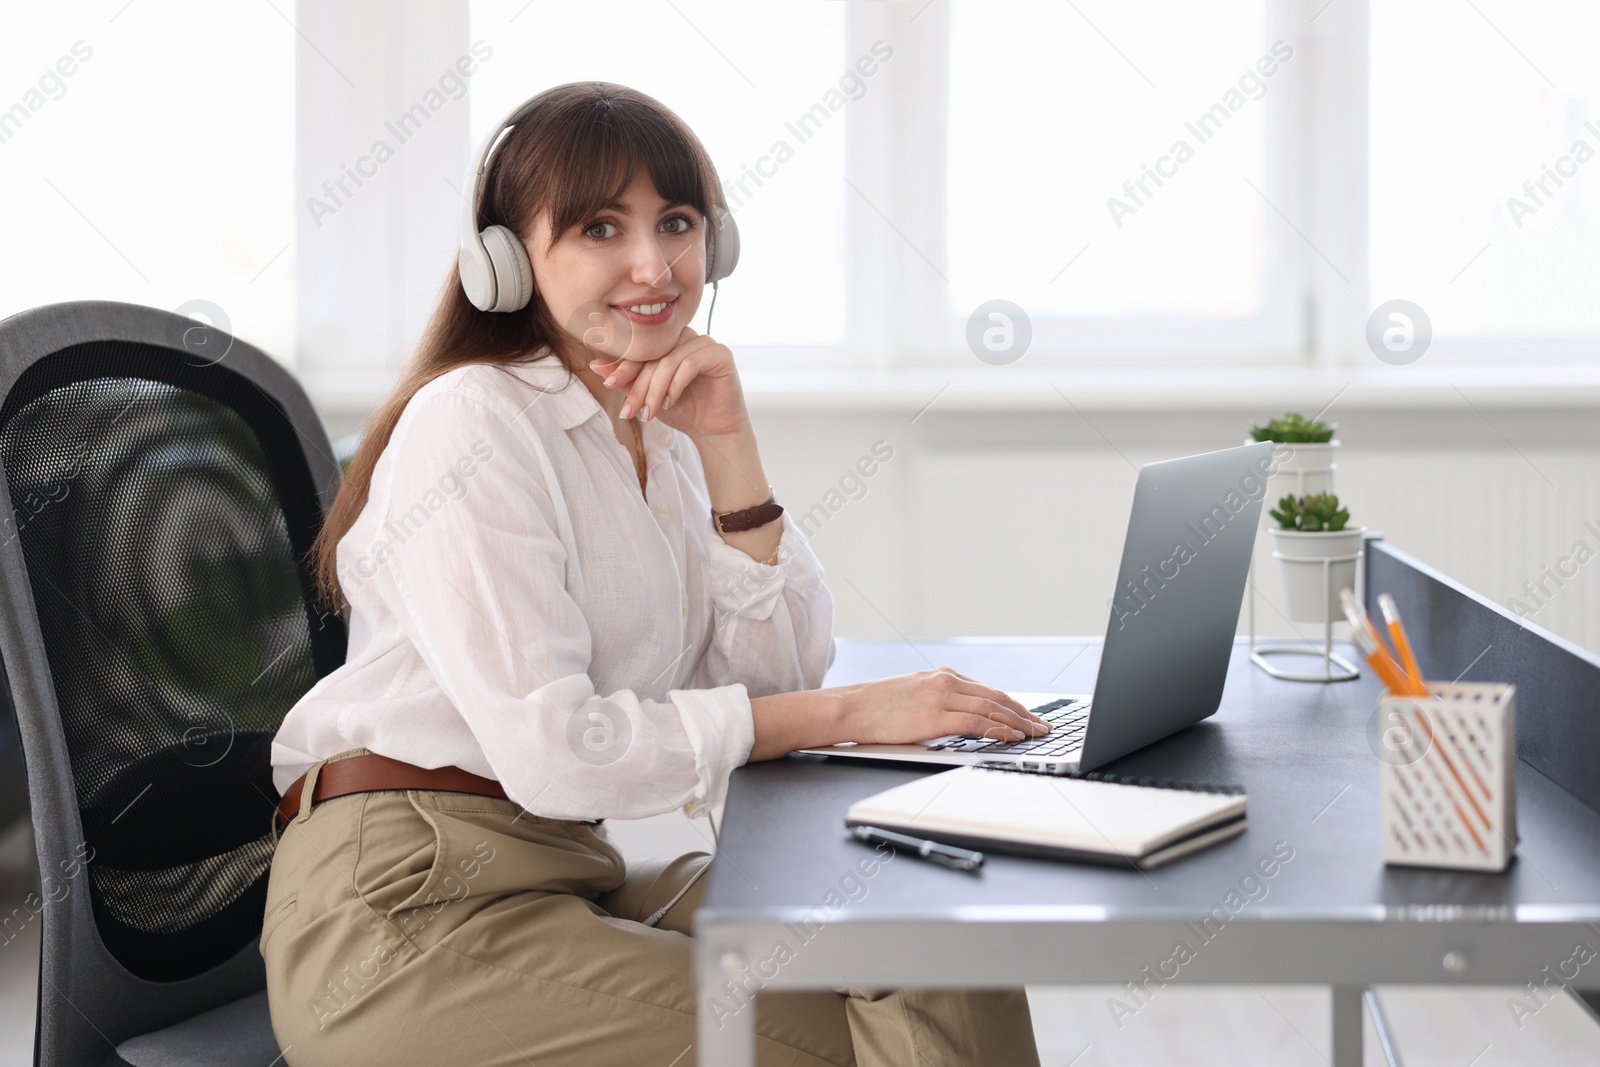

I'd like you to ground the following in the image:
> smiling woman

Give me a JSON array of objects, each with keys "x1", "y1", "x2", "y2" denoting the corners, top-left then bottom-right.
[
  {"x1": 521, "y1": 169, "x2": 714, "y2": 370},
  {"x1": 264, "y1": 82, "x2": 1044, "y2": 1066}
]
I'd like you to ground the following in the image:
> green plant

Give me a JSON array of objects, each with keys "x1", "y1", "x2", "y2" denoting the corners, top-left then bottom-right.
[
  {"x1": 1249, "y1": 412, "x2": 1335, "y2": 444},
  {"x1": 1270, "y1": 492, "x2": 1351, "y2": 532}
]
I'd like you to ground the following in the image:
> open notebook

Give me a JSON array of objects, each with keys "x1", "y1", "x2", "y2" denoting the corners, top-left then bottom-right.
[{"x1": 845, "y1": 764, "x2": 1249, "y2": 870}]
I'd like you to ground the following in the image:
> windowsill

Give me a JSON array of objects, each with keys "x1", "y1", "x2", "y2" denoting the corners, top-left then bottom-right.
[
  {"x1": 301, "y1": 361, "x2": 1600, "y2": 420},
  {"x1": 737, "y1": 362, "x2": 1600, "y2": 413}
]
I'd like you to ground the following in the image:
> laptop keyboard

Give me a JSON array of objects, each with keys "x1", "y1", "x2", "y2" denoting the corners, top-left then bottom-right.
[{"x1": 924, "y1": 697, "x2": 1090, "y2": 757}]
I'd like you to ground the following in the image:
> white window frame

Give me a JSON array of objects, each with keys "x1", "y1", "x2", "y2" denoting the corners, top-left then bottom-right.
[
  {"x1": 823, "y1": 0, "x2": 1600, "y2": 372},
  {"x1": 297, "y1": 0, "x2": 1600, "y2": 418},
  {"x1": 870, "y1": 0, "x2": 1316, "y2": 368}
]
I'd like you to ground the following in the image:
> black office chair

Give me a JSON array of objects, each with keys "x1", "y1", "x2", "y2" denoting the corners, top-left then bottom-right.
[
  {"x1": 0, "y1": 300, "x2": 347, "y2": 1066},
  {"x1": 0, "y1": 689, "x2": 28, "y2": 834}
]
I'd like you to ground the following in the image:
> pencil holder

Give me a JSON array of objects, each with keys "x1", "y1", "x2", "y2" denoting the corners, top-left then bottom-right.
[{"x1": 1375, "y1": 681, "x2": 1517, "y2": 872}]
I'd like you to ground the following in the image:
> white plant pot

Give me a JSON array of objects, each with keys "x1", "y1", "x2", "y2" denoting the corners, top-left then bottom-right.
[
  {"x1": 1246, "y1": 438, "x2": 1340, "y2": 508},
  {"x1": 1271, "y1": 525, "x2": 1366, "y2": 622}
]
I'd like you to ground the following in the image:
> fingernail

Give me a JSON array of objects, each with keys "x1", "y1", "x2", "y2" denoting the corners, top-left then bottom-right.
[
  {"x1": 619, "y1": 403, "x2": 632, "y2": 419},
  {"x1": 640, "y1": 404, "x2": 651, "y2": 421},
  {"x1": 603, "y1": 375, "x2": 617, "y2": 387},
  {"x1": 663, "y1": 395, "x2": 673, "y2": 410},
  {"x1": 1011, "y1": 729, "x2": 1025, "y2": 740}
]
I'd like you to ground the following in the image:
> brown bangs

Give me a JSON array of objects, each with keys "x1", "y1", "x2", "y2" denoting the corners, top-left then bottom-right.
[{"x1": 482, "y1": 82, "x2": 723, "y2": 251}]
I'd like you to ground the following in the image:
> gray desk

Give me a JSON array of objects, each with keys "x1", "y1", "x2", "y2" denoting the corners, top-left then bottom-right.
[{"x1": 694, "y1": 622, "x2": 1600, "y2": 1066}]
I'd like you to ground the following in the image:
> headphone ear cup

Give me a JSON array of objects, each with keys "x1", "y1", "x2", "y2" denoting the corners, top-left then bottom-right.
[
  {"x1": 458, "y1": 241, "x2": 497, "y2": 312},
  {"x1": 706, "y1": 211, "x2": 740, "y2": 285},
  {"x1": 479, "y1": 224, "x2": 534, "y2": 312}
]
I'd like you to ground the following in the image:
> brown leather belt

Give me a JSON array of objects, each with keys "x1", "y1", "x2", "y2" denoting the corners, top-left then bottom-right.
[{"x1": 275, "y1": 752, "x2": 509, "y2": 834}]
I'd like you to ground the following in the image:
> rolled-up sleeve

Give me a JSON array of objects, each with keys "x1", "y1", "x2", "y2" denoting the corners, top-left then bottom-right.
[
  {"x1": 365, "y1": 391, "x2": 752, "y2": 820},
  {"x1": 696, "y1": 506, "x2": 837, "y2": 699}
]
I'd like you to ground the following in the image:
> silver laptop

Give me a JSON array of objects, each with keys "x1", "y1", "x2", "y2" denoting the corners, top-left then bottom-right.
[{"x1": 799, "y1": 441, "x2": 1275, "y2": 773}]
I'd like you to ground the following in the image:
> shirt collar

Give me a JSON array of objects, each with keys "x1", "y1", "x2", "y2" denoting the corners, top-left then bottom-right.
[
  {"x1": 500, "y1": 351, "x2": 674, "y2": 456},
  {"x1": 501, "y1": 351, "x2": 602, "y2": 431}
]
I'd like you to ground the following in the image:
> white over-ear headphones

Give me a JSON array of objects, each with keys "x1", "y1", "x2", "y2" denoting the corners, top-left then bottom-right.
[{"x1": 458, "y1": 86, "x2": 740, "y2": 314}]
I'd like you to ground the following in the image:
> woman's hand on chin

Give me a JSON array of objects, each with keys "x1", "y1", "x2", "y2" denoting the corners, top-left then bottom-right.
[{"x1": 589, "y1": 327, "x2": 750, "y2": 439}]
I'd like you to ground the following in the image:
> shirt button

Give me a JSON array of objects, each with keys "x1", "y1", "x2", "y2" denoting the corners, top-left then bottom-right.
[
  {"x1": 656, "y1": 503, "x2": 670, "y2": 514},
  {"x1": 681, "y1": 600, "x2": 689, "y2": 614}
]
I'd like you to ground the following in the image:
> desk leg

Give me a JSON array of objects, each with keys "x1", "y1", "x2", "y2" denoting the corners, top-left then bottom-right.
[
  {"x1": 698, "y1": 986, "x2": 756, "y2": 1067},
  {"x1": 1331, "y1": 986, "x2": 1363, "y2": 1067}
]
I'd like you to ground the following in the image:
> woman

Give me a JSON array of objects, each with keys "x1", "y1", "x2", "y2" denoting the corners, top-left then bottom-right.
[{"x1": 262, "y1": 81, "x2": 1048, "y2": 1066}]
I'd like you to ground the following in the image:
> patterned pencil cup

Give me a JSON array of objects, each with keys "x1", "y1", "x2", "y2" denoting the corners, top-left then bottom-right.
[{"x1": 1375, "y1": 681, "x2": 1518, "y2": 872}]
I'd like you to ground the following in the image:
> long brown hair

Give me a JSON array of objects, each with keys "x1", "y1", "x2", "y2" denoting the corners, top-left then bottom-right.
[{"x1": 309, "y1": 81, "x2": 727, "y2": 615}]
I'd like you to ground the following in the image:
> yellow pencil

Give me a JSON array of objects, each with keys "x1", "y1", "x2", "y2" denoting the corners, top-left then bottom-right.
[
  {"x1": 1349, "y1": 625, "x2": 1417, "y2": 695},
  {"x1": 1341, "y1": 589, "x2": 1427, "y2": 696},
  {"x1": 1378, "y1": 593, "x2": 1428, "y2": 695}
]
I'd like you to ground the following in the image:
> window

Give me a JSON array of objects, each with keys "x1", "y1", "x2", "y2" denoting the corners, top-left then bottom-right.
[
  {"x1": 12, "y1": 3, "x2": 1592, "y2": 394},
  {"x1": 1369, "y1": 0, "x2": 1600, "y2": 356},
  {"x1": 946, "y1": 0, "x2": 1269, "y2": 319},
  {"x1": 0, "y1": 4, "x2": 296, "y2": 363},
  {"x1": 920, "y1": 0, "x2": 1305, "y2": 363}
]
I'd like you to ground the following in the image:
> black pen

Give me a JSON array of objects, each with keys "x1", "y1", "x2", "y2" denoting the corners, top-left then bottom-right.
[{"x1": 850, "y1": 824, "x2": 985, "y2": 871}]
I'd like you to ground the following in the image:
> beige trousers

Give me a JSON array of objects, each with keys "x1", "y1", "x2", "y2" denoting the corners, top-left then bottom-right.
[{"x1": 261, "y1": 748, "x2": 1041, "y2": 1066}]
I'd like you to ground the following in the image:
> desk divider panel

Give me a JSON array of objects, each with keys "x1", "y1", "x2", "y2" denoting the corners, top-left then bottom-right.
[{"x1": 1365, "y1": 538, "x2": 1600, "y2": 817}]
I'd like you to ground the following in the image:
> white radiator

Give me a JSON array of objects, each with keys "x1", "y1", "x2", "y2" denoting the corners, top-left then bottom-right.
[{"x1": 806, "y1": 445, "x2": 1600, "y2": 660}]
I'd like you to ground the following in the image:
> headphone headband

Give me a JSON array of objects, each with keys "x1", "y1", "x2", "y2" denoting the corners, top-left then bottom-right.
[{"x1": 457, "y1": 85, "x2": 739, "y2": 314}]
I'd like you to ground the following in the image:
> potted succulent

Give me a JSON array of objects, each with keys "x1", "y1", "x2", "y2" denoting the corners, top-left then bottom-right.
[
  {"x1": 1269, "y1": 493, "x2": 1366, "y2": 622},
  {"x1": 1247, "y1": 412, "x2": 1339, "y2": 501}
]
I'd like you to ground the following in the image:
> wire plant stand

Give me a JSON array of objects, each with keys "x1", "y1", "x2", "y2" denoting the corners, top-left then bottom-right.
[{"x1": 1246, "y1": 542, "x2": 1364, "y2": 683}]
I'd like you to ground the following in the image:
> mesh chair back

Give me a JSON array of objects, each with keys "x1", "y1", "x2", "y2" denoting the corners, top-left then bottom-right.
[{"x1": 0, "y1": 301, "x2": 346, "y2": 1066}]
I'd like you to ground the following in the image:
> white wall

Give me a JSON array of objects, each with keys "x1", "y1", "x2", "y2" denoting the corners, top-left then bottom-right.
[
  {"x1": 756, "y1": 402, "x2": 1598, "y2": 654},
  {"x1": 317, "y1": 395, "x2": 1600, "y2": 658}
]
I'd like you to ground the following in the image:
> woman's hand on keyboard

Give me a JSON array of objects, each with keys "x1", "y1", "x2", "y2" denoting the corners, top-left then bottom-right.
[
  {"x1": 834, "y1": 667, "x2": 1051, "y2": 745},
  {"x1": 746, "y1": 668, "x2": 1051, "y2": 761}
]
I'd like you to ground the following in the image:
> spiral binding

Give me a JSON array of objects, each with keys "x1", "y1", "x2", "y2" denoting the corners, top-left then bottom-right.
[{"x1": 974, "y1": 761, "x2": 1247, "y2": 796}]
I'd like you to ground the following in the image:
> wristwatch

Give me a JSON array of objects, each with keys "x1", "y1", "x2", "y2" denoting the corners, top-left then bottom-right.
[{"x1": 713, "y1": 490, "x2": 784, "y2": 535}]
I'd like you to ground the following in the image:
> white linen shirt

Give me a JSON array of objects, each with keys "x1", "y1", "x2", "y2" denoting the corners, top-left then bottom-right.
[{"x1": 270, "y1": 352, "x2": 835, "y2": 820}]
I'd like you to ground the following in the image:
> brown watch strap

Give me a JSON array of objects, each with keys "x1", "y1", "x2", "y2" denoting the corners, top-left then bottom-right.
[{"x1": 713, "y1": 493, "x2": 783, "y2": 534}]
